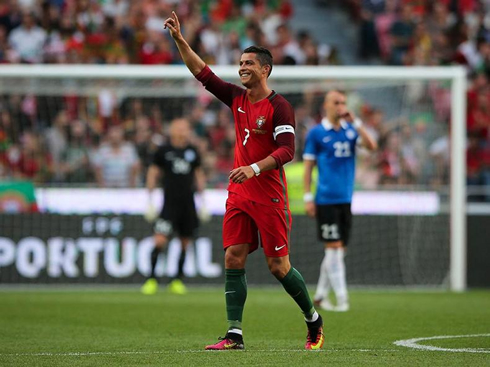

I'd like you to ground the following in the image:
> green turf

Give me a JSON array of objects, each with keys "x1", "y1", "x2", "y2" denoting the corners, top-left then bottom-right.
[{"x1": 0, "y1": 288, "x2": 489, "y2": 366}]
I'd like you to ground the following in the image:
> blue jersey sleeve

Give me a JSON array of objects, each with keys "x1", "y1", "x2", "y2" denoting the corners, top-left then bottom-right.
[{"x1": 303, "y1": 128, "x2": 317, "y2": 160}]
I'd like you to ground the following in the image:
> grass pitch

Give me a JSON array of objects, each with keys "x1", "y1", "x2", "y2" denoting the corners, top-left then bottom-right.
[{"x1": 0, "y1": 288, "x2": 489, "y2": 366}]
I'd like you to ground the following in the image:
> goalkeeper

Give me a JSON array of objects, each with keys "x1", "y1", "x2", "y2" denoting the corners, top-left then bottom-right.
[
  {"x1": 141, "y1": 118, "x2": 206, "y2": 295},
  {"x1": 303, "y1": 90, "x2": 377, "y2": 312}
]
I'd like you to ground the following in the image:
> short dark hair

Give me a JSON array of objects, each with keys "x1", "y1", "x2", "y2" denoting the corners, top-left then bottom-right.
[
  {"x1": 326, "y1": 89, "x2": 346, "y2": 99},
  {"x1": 243, "y1": 46, "x2": 273, "y2": 77}
]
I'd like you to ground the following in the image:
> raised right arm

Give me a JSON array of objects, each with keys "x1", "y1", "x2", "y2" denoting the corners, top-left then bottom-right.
[
  {"x1": 164, "y1": 11, "x2": 205, "y2": 76},
  {"x1": 165, "y1": 11, "x2": 239, "y2": 107}
]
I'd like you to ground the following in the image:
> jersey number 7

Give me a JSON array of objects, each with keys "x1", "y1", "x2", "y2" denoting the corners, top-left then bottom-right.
[{"x1": 243, "y1": 128, "x2": 250, "y2": 146}]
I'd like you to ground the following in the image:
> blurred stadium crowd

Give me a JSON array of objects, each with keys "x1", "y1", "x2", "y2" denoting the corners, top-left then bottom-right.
[
  {"x1": 352, "y1": 0, "x2": 490, "y2": 197},
  {"x1": 0, "y1": 0, "x2": 489, "y2": 201}
]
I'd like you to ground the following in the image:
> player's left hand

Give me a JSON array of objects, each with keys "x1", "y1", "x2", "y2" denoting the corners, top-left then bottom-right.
[
  {"x1": 229, "y1": 166, "x2": 254, "y2": 184},
  {"x1": 342, "y1": 111, "x2": 356, "y2": 123},
  {"x1": 144, "y1": 201, "x2": 158, "y2": 223},
  {"x1": 305, "y1": 201, "x2": 316, "y2": 217},
  {"x1": 197, "y1": 192, "x2": 212, "y2": 223}
]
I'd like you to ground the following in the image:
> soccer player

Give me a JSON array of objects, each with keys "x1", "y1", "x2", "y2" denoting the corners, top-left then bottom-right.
[
  {"x1": 163, "y1": 12, "x2": 324, "y2": 351},
  {"x1": 303, "y1": 90, "x2": 377, "y2": 312},
  {"x1": 141, "y1": 117, "x2": 206, "y2": 295}
]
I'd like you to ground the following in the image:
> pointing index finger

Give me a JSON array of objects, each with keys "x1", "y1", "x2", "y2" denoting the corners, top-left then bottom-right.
[{"x1": 172, "y1": 11, "x2": 180, "y2": 26}]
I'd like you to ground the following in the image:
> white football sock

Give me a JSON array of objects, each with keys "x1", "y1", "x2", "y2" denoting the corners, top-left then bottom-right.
[
  {"x1": 304, "y1": 311, "x2": 319, "y2": 323},
  {"x1": 228, "y1": 328, "x2": 242, "y2": 336},
  {"x1": 325, "y1": 248, "x2": 348, "y2": 305},
  {"x1": 314, "y1": 249, "x2": 330, "y2": 301}
]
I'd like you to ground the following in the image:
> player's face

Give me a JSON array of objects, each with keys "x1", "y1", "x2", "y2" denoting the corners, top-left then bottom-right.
[
  {"x1": 238, "y1": 53, "x2": 267, "y2": 88},
  {"x1": 170, "y1": 119, "x2": 191, "y2": 143},
  {"x1": 325, "y1": 92, "x2": 347, "y2": 120}
]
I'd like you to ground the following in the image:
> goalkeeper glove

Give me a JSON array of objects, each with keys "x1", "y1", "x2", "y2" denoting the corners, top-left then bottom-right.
[
  {"x1": 144, "y1": 201, "x2": 158, "y2": 223},
  {"x1": 197, "y1": 194, "x2": 211, "y2": 223}
]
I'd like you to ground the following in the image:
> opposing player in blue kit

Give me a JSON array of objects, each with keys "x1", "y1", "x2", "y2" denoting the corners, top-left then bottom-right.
[{"x1": 303, "y1": 90, "x2": 377, "y2": 312}]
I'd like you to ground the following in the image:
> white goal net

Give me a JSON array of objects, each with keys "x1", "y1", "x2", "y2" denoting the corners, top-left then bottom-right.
[{"x1": 0, "y1": 65, "x2": 466, "y2": 290}]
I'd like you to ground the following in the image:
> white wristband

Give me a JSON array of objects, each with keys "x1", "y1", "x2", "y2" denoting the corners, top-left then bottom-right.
[
  {"x1": 353, "y1": 118, "x2": 362, "y2": 130},
  {"x1": 304, "y1": 192, "x2": 314, "y2": 202},
  {"x1": 250, "y1": 163, "x2": 261, "y2": 176}
]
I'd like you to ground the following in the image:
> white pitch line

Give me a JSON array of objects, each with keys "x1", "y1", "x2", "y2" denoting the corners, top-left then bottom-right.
[
  {"x1": 0, "y1": 348, "x2": 399, "y2": 357},
  {"x1": 394, "y1": 333, "x2": 490, "y2": 353}
]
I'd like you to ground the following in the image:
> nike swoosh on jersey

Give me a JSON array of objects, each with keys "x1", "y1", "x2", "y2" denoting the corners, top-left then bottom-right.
[
  {"x1": 275, "y1": 244, "x2": 287, "y2": 251},
  {"x1": 238, "y1": 107, "x2": 245, "y2": 114},
  {"x1": 323, "y1": 136, "x2": 332, "y2": 143}
]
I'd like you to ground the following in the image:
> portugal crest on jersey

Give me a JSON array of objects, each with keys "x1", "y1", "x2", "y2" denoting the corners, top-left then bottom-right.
[{"x1": 256, "y1": 116, "x2": 266, "y2": 128}]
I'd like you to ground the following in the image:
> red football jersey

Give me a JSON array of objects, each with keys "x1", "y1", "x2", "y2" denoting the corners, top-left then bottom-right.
[{"x1": 196, "y1": 66, "x2": 295, "y2": 209}]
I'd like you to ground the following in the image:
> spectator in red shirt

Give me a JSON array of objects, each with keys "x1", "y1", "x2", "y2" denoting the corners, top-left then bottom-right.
[
  {"x1": 7, "y1": 131, "x2": 53, "y2": 183},
  {"x1": 139, "y1": 30, "x2": 173, "y2": 64},
  {"x1": 467, "y1": 90, "x2": 490, "y2": 139}
]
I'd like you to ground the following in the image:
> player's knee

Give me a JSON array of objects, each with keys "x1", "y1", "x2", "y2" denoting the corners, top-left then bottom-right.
[
  {"x1": 225, "y1": 254, "x2": 246, "y2": 269},
  {"x1": 225, "y1": 245, "x2": 248, "y2": 269},
  {"x1": 154, "y1": 242, "x2": 165, "y2": 249},
  {"x1": 154, "y1": 235, "x2": 168, "y2": 249},
  {"x1": 268, "y1": 259, "x2": 290, "y2": 279},
  {"x1": 270, "y1": 267, "x2": 288, "y2": 279},
  {"x1": 325, "y1": 241, "x2": 343, "y2": 249},
  {"x1": 270, "y1": 266, "x2": 290, "y2": 279}
]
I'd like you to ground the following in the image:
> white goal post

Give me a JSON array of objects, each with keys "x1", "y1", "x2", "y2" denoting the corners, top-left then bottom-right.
[{"x1": 0, "y1": 64, "x2": 467, "y2": 291}]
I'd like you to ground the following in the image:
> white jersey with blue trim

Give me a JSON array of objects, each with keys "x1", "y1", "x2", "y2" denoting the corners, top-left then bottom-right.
[{"x1": 303, "y1": 118, "x2": 359, "y2": 205}]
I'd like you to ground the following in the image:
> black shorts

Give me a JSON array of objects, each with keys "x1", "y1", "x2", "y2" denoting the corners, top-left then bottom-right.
[
  {"x1": 154, "y1": 198, "x2": 198, "y2": 238},
  {"x1": 316, "y1": 203, "x2": 352, "y2": 245}
]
